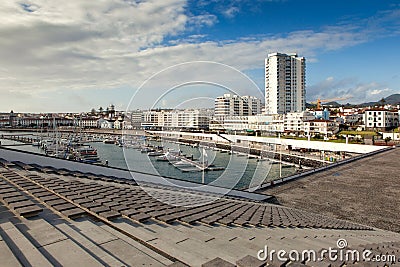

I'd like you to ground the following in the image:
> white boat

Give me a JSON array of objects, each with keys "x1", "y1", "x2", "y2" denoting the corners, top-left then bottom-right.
[
  {"x1": 172, "y1": 160, "x2": 195, "y2": 167},
  {"x1": 141, "y1": 147, "x2": 155, "y2": 153},
  {"x1": 156, "y1": 152, "x2": 180, "y2": 162},
  {"x1": 32, "y1": 141, "x2": 40, "y2": 147},
  {"x1": 148, "y1": 151, "x2": 164, "y2": 157}
]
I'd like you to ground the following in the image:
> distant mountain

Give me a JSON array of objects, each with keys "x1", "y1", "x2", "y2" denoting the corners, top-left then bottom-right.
[
  {"x1": 360, "y1": 93, "x2": 400, "y2": 107},
  {"x1": 307, "y1": 94, "x2": 400, "y2": 108},
  {"x1": 324, "y1": 101, "x2": 341, "y2": 107},
  {"x1": 384, "y1": 94, "x2": 400, "y2": 104},
  {"x1": 306, "y1": 101, "x2": 342, "y2": 108}
]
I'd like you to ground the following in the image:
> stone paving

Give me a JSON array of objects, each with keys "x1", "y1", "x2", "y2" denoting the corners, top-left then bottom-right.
[{"x1": 1, "y1": 157, "x2": 400, "y2": 266}]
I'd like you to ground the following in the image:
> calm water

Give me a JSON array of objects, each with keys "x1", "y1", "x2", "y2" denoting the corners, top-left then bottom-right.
[{"x1": 1, "y1": 131, "x2": 296, "y2": 189}]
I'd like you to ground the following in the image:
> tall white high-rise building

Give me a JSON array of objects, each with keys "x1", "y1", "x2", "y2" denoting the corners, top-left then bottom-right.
[{"x1": 265, "y1": 52, "x2": 306, "y2": 114}]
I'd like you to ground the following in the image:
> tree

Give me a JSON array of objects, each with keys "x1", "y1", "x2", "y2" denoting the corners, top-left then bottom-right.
[
  {"x1": 384, "y1": 136, "x2": 392, "y2": 145},
  {"x1": 99, "y1": 107, "x2": 103, "y2": 113},
  {"x1": 90, "y1": 108, "x2": 96, "y2": 115},
  {"x1": 380, "y1": 97, "x2": 386, "y2": 107}
]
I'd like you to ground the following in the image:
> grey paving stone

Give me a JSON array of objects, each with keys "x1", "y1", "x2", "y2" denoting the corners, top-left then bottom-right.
[
  {"x1": 236, "y1": 255, "x2": 265, "y2": 267},
  {"x1": 201, "y1": 257, "x2": 235, "y2": 267}
]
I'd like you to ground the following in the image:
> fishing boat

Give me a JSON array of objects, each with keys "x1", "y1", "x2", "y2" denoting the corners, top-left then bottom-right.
[{"x1": 74, "y1": 145, "x2": 101, "y2": 163}]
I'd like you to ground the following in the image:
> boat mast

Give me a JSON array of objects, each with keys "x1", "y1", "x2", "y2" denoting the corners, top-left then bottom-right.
[{"x1": 202, "y1": 146, "x2": 205, "y2": 184}]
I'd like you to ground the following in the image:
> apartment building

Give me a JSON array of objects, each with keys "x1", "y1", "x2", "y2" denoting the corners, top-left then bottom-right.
[
  {"x1": 265, "y1": 52, "x2": 306, "y2": 114},
  {"x1": 304, "y1": 119, "x2": 339, "y2": 137},
  {"x1": 284, "y1": 111, "x2": 315, "y2": 133},
  {"x1": 363, "y1": 109, "x2": 399, "y2": 130},
  {"x1": 214, "y1": 94, "x2": 262, "y2": 118}
]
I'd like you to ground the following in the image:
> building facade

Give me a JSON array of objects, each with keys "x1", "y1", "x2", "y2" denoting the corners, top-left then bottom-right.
[
  {"x1": 363, "y1": 109, "x2": 399, "y2": 130},
  {"x1": 140, "y1": 109, "x2": 212, "y2": 130},
  {"x1": 265, "y1": 52, "x2": 306, "y2": 114},
  {"x1": 214, "y1": 94, "x2": 262, "y2": 118},
  {"x1": 284, "y1": 111, "x2": 315, "y2": 133},
  {"x1": 304, "y1": 119, "x2": 339, "y2": 137}
]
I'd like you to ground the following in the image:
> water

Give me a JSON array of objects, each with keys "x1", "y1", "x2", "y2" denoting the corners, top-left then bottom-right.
[
  {"x1": 92, "y1": 140, "x2": 296, "y2": 189},
  {"x1": 0, "y1": 131, "x2": 296, "y2": 189}
]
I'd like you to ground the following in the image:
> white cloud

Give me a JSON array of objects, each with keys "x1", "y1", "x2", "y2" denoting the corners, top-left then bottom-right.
[
  {"x1": 188, "y1": 14, "x2": 218, "y2": 28},
  {"x1": 223, "y1": 6, "x2": 239, "y2": 18},
  {"x1": 0, "y1": 1, "x2": 399, "y2": 111},
  {"x1": 370, "y1": 88, "x2": 390, "y2": 95},
  {"x1": 307, "y1": 78, "x2": 395, "y2": 104}
]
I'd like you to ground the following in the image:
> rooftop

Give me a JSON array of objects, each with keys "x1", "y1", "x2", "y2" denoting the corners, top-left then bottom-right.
[
  {"x1": 264, "y1": 146, "x2": 400, "y2": 233},
  {"x1": 0, "y1": 149, "x2": 400, "y2": 266}
]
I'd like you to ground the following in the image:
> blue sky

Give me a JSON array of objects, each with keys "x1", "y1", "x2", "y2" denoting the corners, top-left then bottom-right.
[{"x1": 0, "y1": 0, "x2": 399, "y2": 112}]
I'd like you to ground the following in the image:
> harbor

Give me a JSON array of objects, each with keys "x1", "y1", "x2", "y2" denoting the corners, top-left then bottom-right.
[
  {"x1": 0, "y1": 129, "x2": 387, "y2": 190},
  {"x1": 0, "y1": 130, "x2": 299, "y2": 189}
]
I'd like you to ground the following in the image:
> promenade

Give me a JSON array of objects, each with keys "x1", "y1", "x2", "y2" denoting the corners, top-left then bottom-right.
[{"x1": 265, "y1": 146, "x2": 400, "y2": 233}]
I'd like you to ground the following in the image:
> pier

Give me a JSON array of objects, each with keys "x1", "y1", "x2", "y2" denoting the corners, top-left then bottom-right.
[{"x1": 0, "y1": 134, "x2": 37, "y2": 144}]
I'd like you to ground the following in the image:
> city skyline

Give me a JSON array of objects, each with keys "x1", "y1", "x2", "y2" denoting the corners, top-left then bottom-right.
[{"x1": 1, "y1": 0, "x2": 400, "y2": 112}]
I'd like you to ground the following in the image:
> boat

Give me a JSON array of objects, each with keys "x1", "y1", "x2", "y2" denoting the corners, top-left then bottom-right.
[
  {"x1": 32, "y1": 141, "x2": 40, "y2": 147},
  {"x1": 124, "y1": 143, "x2": 141, "y2": 149},
  {"x1": 156, "y1": 152, "x2": 180, "y2": 162},
  {"x1": 148, "y1": 151, "x2": 164, "y2": 157},
  {"x1": 74, "y1": 146, "x2": 101, "y2": 163},
  {"x1": 180, "y1": 167, "x2": 202, "y2": 172},
  {"x1": 172, "y1": 160, "x2": 195, "y2": 168},
  {"x1": 103, "y1": 138, "x2": 115, "y2": 144},
  {"x1": 141, "y1": 147, "x2": 155, "y2": 153}
]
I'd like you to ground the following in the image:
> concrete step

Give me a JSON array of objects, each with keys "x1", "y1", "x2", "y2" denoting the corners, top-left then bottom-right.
[
  {"x1": 0, "y1": 233, "x2": 21, "y2": 267},
  {"x1": 50, "y1": 218, "x2": 127, "y2": 266},
  {"x1": 0, "y1": 220, "x2": 53, "y2": 267}
]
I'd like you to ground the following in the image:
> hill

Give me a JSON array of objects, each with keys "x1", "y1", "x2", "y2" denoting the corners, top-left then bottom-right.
[{"x1": 360, "y1": 93, "x2": 400, "y2": 106}]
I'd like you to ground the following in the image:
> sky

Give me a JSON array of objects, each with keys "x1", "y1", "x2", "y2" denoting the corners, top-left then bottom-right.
[{"x1": 1, "y1": 0, "x2": 400, "y2": 112}]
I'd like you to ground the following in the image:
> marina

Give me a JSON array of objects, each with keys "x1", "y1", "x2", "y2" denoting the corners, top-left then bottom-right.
[
  {"x1": 0, "y1": 130, "x2": 299, "y2": 189},
  {"x1": 0, "y1": 128, "x2": 387, "y2": 190}
]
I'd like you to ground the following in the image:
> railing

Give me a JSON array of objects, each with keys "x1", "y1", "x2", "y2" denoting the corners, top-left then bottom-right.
[{"x1": 248, "y1": 145, "x2": 395, "y2": 192}]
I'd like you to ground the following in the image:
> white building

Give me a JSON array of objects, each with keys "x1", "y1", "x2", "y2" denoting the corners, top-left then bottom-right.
[
  {"x1": 284, "y1": 111, "x2": 315, "y2": 133},
  {"x1": 126, "y1": 110, "x2": 144, "y2": 129},
  {"x1": 344, "y1": 114, "x2": 363, "y2": 126},
  {"x1": 214, "y1": 94, "x2": 262, "y2": 118},
  {"x1": 363, "y1": 109, "x2": 399, "y2": 130},
  {"x1": 100, "y1": 119, "x2": 115, "y2": 129},
  {"x1": 382, "y1": 132, "x2": 400, "y2": 141},
  {"x1": 211, "y1": 114, "x2": 284, "y2": 133},
  {"x1": 265, "y1": 52, "x2": 306, "y2": 114},
  {"x1": 77, "y1": 118, "x2": 98, "y2": 128},
  {"x1": 114, "y1": 119, "x2": 125, "y2": 129},
  {"x1": 304, "y1": 119, "x2": 339, "y2": 137},
  {"x1": 141, "y1": 109, "x2": 211, "y2": 130}
]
